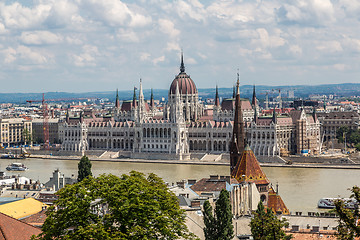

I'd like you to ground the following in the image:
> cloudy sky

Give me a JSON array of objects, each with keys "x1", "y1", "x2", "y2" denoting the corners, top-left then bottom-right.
[{"x1": 0, "y1": 0, "x2": 359, "y2": 93}]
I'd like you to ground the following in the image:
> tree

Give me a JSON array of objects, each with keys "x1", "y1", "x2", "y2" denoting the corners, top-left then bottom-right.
[
  {"x1": 34, "y1": 172, "x2": 197, "y2": 240},
  {"x1": 203, "y1": 200, "x2": 216, "y2": 240},
  {"x1": 203, "y1": 189, "x2": 234, "y2": 240},
  {"x1": 77, "y1": 155, "x2": 92, "y2": 182},
  {"x1": 334, "y1": 186, "x2": 360, "y2": 239},
  {"x1": 250, "y1": 201, "x2": 292, "y2": 240}
]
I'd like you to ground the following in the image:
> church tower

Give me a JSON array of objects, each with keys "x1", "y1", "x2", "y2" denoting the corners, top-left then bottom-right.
[{"x1": 229, "y1": 72, "x2": 245, "y2": 174}]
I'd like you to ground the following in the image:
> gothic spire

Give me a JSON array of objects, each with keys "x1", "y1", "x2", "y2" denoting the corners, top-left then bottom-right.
[
  {"x1": 312, "y1": 106, "x2": 317, "y2": 122},
  {"x1": 252, "y1": 84, "x2": 257, "y2": 107},
  {"x1": 180, "y1": 51, "x2": 185, "y2": 73},
  {"x1": 132, "y1": 86, "x2": 137, "y2": 108},
  {"x1": 215, "y1": 85, "x2": 220, "y2": 107},
  {"x1": 115, "y1": 88, "x2": 120, "y2": 109},
  {"x1": 232, "y1": 85, "x2": 235, "y2": 98},
  {"x1": 230, "y1": 71, "x2": 245, "y2": 175},
  {"x1": 150, "y1": 88, "x2": 155, "y2": 108},
  {"x1": 272, "y1": 106, "x2": 277, "y2": 124}
]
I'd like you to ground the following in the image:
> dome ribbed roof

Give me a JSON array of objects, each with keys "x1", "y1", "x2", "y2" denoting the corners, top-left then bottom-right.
[
  {"x1": 169, "y1": 72, "x2": 197, "y2": 95},
  {"x1": 169, "y1": 53, "x2": 197, "y2": 95}
]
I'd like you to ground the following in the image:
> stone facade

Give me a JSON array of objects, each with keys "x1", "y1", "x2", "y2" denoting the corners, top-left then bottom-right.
[{"x1": 0, "y1": 118, "x2": 32, "y2": 147}]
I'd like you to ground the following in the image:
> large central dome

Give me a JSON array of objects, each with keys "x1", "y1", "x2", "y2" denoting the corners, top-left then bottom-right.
[{"x1": 169, "y1": 55, "x2": 197, "y2": 95}]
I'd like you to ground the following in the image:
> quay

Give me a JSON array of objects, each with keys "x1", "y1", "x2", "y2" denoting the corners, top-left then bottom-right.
[{"x1": 28, "y1": 154, "x2": 360, "y2": 169}]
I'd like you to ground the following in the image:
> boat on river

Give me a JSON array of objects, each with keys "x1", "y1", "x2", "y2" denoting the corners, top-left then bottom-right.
[
  {"x1": 6, "y1": 163, "x2": 28, "y2": 171},
  {"x1": 318, "y1": 198, "x2": 357, "y2": 209}
]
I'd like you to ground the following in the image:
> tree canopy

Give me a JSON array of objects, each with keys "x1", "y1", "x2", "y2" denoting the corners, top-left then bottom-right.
[
  {"x1": 336, "y1": 126, "x2": 360, "y2": 151},
  {"x1": 334, "y1": 186, "x2": 360, "y2": 239},
  {"x1": 250, "y1": 201, "x2": 292, "y2": 240},
  {"x1": 77, "y1": 155, "x2": 92, "y2": 182},
  {"x1": 34, "y1": 172, "x2": 197, "y2": 240},
  {"x1": 203, "y1": 189, "x2": 234, "y2": 240}
]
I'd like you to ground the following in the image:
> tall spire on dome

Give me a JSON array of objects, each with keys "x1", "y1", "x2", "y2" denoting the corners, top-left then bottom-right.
[
  {"x1": 230, "y1": 70, "x2": 245, "y2": 175},
  {"x1": 180, "y1": 51, "x2": 185, "y2": 73}
]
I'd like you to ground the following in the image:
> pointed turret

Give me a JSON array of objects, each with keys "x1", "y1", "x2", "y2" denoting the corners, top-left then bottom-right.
[
  {"x1": 138, "y1": 79, "x2": 146, "y2": 122},
  {"x1": 150, "y1": 88, "x2": 155, "y2": 109},
  {"x1": 312, "y1": 107, "x2": 317, "y2": 122},
  {"x1": 132, "y1": 86, "x2": 137, "y2": 108},
  {"x1": 272, "y1": 106, "x2": 277, "y2": 124},
  {"x1": 232, "y1": 85, "x2": 236, "y2": 98},
  {"x1": 115, "y1": 89, "x2": 120, "y2": 109},
  {"x1": 251, "y1": 85, "x2": 257, "y2": 107},
  {"x1": 229, "y1": 72, "x2": 245, "y2": 174},
  {"x1": 215, "y1": 85, "x2": 220, "y2": 107},
  {"x1": 180, "y1": 51, "x2": 185, "y2": 73}
]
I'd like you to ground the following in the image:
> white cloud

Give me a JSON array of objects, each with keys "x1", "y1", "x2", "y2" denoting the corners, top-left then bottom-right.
[
  {"x1": 0, "y1": 23, "x2": 7, "y2": 34},
  {"x1": 333, "y1": 63, "x2": 347, "y2": 71},
  {"x1": 140, "y1": 52, "x2": 150, "y2": 61},
  {"x1": 165, "y1": 42, "x2": 180, "y2": 52},
  {"x1": 158, "y1": 19, "x2": 180, "y2": 38},
  {"x1": 82, "y1": 0, "x2": 151, "y2": 27},
  {"x1": 288, "y1": 45, "x2": 302, "y2": 56},
  {"x1": 152, "y1": 55, "x2": 165, "y2": 65},
  {"x1": 176, "y1": 0, "x2": 206, "y2": 22},
  {"x1": 277, "y1": 0, "x2": 335, "y2": 26},
  {"x1": 316, "y1": 41, "x2": 343, "y2": 53},
  {"x1": 116, "y1": 29, "x2": 139, "y2": 43},
  {"x1": 71, "y1": 45, "x2": 100, "y2": 67},
  {"x1": 2, "y1": 45, "x2": 49, "y2": 65},
  {"x1": 0, "y1": 2, "x2": 51, "y2": 29},
  {"x1": 20, "y1": 31, "x2": 63, "y2": 45}
]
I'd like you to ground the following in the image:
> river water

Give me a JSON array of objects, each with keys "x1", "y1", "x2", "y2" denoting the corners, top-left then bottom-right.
[{"x1": 1, "y1": 158, "x2": 359, "y2": 213}]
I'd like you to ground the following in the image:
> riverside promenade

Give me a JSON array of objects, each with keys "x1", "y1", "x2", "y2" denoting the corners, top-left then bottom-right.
[{"x1": 29, "y1": 154, "x2": 360, "y2": 170}]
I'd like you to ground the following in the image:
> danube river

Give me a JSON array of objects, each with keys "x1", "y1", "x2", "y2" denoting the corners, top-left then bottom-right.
[{"x1": 1, "y1": 158, "x2": 359, "y2": 213}]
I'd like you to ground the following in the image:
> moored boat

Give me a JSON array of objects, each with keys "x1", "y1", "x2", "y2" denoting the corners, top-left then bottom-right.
[
  {"x1": 5, "y1": 163, "x2": 28, "y2": 171},
  {"x1": 318, "y1": 197, "x2": 357, "y2": 209}
]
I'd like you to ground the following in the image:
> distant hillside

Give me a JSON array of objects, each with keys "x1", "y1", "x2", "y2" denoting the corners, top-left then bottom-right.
[{"x1": 1, "y1": 83, "x2": 359, "y2": 104}]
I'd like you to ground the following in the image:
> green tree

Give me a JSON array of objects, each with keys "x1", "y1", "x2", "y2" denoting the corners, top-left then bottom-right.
[
  {"x1": 77, "y1": 155, "x2": 92, "y2": 182},
  {"x1": 22, "y1": 128, "x2": 32, "y2": 145},
  {"x1": 203, "y1": 189, "x2": 234, "y2": 240},
  {"x1": 334, "y1": 186, "x2": 360, "y2": 239},
  {"x1": 34, "y1": 172, "x2": 197, "y2": 240},
  {"x1": 250, "y1": 201, "x2": 292, "y2": 240},
  {"x1": 203, "y1": 200, "x2": 216, "y2": 240}
]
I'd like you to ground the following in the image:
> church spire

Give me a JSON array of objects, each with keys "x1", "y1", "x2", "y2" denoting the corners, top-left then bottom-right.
[
  {"x1": 180, "y1": 51, "x2": 185, "y2": 73},
  {"x1": 252, "y1": 84, "x2": 257, "y2": 107},
  {"x1": 115, "y1": 88, "x2": 120, "y2": 109},
  {"x1": 132, "y1": 86, "x2": 137, "y2": 108},
  {"x1": 272, "y1": 106, "x2": 277, "y2": 124},
  {"x1": 230, "y1": 71, "x2": 245, "y2": 175},
  {"x1": 215, "y1": 85, "x2": 220, "y2": 107},
  {"x1": 150, "y1": 88, "x2": 155, "y2": 108}
]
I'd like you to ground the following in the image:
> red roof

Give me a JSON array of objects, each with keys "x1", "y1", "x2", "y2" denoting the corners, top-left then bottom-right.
[
  {"x1": 0, "y1": 212, "x2": 42, "y2": 240},
  {"x1": 231, "y1": 145, "x2": 270, "y2": 185},
  {"x1": 221, "y1": 98, "x2": 252, "y2": 111},
  {"x1": 267, "y1": 187, "x2": 289, "y2": 215}
]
